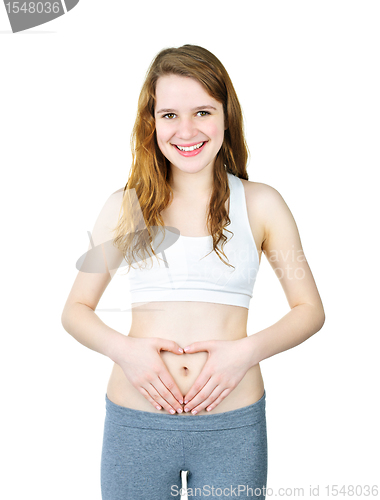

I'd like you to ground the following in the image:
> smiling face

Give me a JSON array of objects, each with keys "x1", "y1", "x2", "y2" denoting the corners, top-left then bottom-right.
[{"x1": 154, "y1": 74, "x2": 226, "y2": 177}]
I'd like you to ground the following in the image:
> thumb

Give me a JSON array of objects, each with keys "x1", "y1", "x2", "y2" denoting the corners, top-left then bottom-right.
[
  {"x1": 183, "y1": 341, "x2": 210, "y2": 354},
  {"x1": 156, "y1": 338, "x2": 184, "y2": 355}
]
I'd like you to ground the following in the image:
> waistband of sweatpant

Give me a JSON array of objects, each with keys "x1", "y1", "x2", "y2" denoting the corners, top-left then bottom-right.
[{"x1": 104, "y1": 390, "x2": 266, "y2": 431}]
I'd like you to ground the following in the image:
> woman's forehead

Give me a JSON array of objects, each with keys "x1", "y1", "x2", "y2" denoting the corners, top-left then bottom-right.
[{"x1": 155, "y1": 75, "x2": 221, "y2": 110}]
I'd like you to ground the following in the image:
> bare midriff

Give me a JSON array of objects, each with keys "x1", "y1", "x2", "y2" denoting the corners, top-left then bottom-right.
[{"x1": 106, "y1": 301, "x2": 265, "y2": 416}]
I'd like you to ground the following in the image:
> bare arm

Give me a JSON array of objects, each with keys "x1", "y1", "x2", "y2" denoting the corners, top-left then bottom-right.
[
  {"x1": 61, "y1": 188, "x2": 128, "y2": 362},
  {"x1": 244, "y1": 183, "x2": 325, "y2": 366}
]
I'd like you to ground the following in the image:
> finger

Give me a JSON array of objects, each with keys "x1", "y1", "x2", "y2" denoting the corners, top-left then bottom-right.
[
  {"x1": 136, "y1": 362, "x2": 183, "y2": 413},
  {"x1": 140, "y1": 382, "x2": 178, "y2": 414},
  {"x1": 183, "y1": 377, "x2": 218, "y2": 413},
  {"x1": 138, "y1": 386, "x2": 163, "y2": 411},
  {"x1": 183, "y1": 370, "x2": 213, "y2": 405},
  {"x1": 154, "y1": 376, "x2": 184, "y2": 413},
  {"x1": 147, "y1": 383, "x2": 181, "y2": 414},
  {"x1": 204, "y1": 388, "x2": 232, "y2": 413},
  {"x1": 187, "y1": 385, "x2": 226, "y2": 414},
  {"x1": 158, "y1": 367, "x2": 185, "y2": 406}
]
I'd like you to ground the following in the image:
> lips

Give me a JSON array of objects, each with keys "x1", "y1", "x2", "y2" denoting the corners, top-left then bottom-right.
[
  {"x1": 174, "y1": 141, "x2": 204, "y2": 151},
  {"x1": 172, "y1": 141, "x2": 208, "y2": 157}
]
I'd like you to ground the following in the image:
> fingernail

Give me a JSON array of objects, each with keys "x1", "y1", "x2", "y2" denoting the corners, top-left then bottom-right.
[
  {"x1": 191, "y1": 409, "x2": 197, "y2": 415},
  {"x1": 184, "y1": 399, "x2": 188, "y2": 404},
  {"x1": 184, "y1": 407, "x2": 190, "y2": 412},
  {"x1": 170, "y1": 409, "x2": 175, "y2": 414},
  {"x1": 177, "y1": 408, "x2": 182, "y2": 413},
  {"x1": 178, "y1": 348, "x2": 183, "y2": 353},
  {"x1": 155, "y1": 405, "x2": 161, "y2": 410},
  {"x1": 184, "y1": 347, "x2": 189, "y2": 352}
]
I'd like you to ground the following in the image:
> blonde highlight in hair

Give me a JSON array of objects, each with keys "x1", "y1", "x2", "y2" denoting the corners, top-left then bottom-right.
[{"x1": 111, "y1": 44, "x2": 250, "y2": 272}]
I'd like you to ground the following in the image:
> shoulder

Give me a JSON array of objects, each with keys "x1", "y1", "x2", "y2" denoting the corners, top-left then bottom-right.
[
  {"x1": 239, "y1": 178, "x2": 295, "y2": 245},
  {"x1": 239, "y1": 178, "x2": 286, "y2": 216},
  {"x1": 93, "y1": 187, "x2": 125, "y2": 227},
  {"x1": 105, "y1": 187, "x2": 125, "y2": 208},
  {"x1": 111, "y1": 186, "x2": 125, "y2": 199}
]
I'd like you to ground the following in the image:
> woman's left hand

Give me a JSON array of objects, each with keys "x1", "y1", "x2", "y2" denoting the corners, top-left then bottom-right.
[{"x1": 181, "y1": 337, "x2": 254, "y2": 414}]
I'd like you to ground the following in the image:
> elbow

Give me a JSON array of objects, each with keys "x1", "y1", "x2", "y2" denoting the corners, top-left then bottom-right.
[
  {"x1": 318, "y1": 311, "x2": 326, "y2": 331},
  {"x1": 302, "y1": 302, "x2": 325, "y2": 335},
  {"x1": 315, "y1": 306, "x2": 326, "y2": 333},
  {"x1": 61, "y1": 309, "x2": 69, "y2": 331},
  {"x1": 319, "y1": 301, "x2": 326, "y2": 327}
]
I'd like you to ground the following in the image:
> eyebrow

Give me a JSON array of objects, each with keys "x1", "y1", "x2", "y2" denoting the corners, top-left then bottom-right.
[{"x1": 156, "y1": 105, "x2": 217, "y2": 114}]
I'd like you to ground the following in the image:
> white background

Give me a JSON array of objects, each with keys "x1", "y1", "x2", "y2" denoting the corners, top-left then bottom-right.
[{"x1": 1, "y1": 1, "x2": 379, "y2": 499}]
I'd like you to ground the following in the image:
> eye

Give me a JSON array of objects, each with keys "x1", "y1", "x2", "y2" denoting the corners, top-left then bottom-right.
[
  {"x1": 163, "y1": 113, "x2": 176, "y2": 119},
  {"x1": 197, "y1": 111, "x2": 210, "y2": 117}
]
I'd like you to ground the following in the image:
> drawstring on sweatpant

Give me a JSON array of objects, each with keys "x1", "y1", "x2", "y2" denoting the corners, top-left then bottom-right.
[{"x1": 180, "y1": 470, "x2": 189, "y2": 499}]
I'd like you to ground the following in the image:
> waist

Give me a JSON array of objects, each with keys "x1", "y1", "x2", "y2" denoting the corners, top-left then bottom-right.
[
  {"x1": 104, "y1": 390, "x2": 266, "y2": 431},
  {"x1": 107, "y1": 360, "x2": 264, "y2": 414}
]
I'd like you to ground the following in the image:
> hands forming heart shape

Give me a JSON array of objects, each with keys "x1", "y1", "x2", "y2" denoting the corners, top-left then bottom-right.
[{"x1": 115, "y1": 335, "x2": 254, "y2": 415}]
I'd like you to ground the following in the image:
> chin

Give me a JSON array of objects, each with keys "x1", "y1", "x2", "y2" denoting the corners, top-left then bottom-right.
[{"x1": 170, "y1": 162, "x2": 212, "y2": 175}]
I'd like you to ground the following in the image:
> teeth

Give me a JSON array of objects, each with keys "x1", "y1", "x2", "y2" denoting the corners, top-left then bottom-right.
[{"x1": 176, "y1": 142, "x2": 204, "y2": 152}]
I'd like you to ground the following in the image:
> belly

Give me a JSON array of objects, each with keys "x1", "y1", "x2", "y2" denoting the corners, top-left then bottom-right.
[{"x1": 106, "y1": 302, "x2": 265, "y2": 415}]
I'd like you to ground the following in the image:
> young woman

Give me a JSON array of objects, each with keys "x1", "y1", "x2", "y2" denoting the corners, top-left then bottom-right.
[{"x1": 61, "y1": 45, "x2": 325, "y2": 500}]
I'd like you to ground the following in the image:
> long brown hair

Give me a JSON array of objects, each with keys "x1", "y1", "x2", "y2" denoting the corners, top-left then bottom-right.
[{"x1": 112, "y1": 44, "x2": 250, "y2": 272}]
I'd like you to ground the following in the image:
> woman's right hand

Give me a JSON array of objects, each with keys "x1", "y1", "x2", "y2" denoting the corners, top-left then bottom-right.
[{"x1": 115, "y1": 335, "x2": 185, "y2": 414}]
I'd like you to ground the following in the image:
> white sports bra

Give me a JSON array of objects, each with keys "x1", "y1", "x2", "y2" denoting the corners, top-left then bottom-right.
[{"x1": 127, "y1": 173, "x2": 260, "y2": 309}]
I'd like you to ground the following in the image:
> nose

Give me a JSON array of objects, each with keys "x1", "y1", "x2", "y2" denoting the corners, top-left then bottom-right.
[{"x1": 177, "y1": 117, "x2": 197, "y2": 140}]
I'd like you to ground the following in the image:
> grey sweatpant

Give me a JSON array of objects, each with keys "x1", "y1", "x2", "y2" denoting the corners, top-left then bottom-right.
[{"x1": 101, "y1": 390, "x2": 267, "y2": 499}]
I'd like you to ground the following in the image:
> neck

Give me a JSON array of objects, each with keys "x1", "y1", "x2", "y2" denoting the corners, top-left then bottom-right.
[{"x1": 169, "y1": 166, "x2": 214, "y2": 199}]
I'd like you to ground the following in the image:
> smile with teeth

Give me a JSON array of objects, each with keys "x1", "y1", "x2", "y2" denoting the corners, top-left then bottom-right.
[{"x1": 174, "y1": 141, "x2": 205, "y2": 152}]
